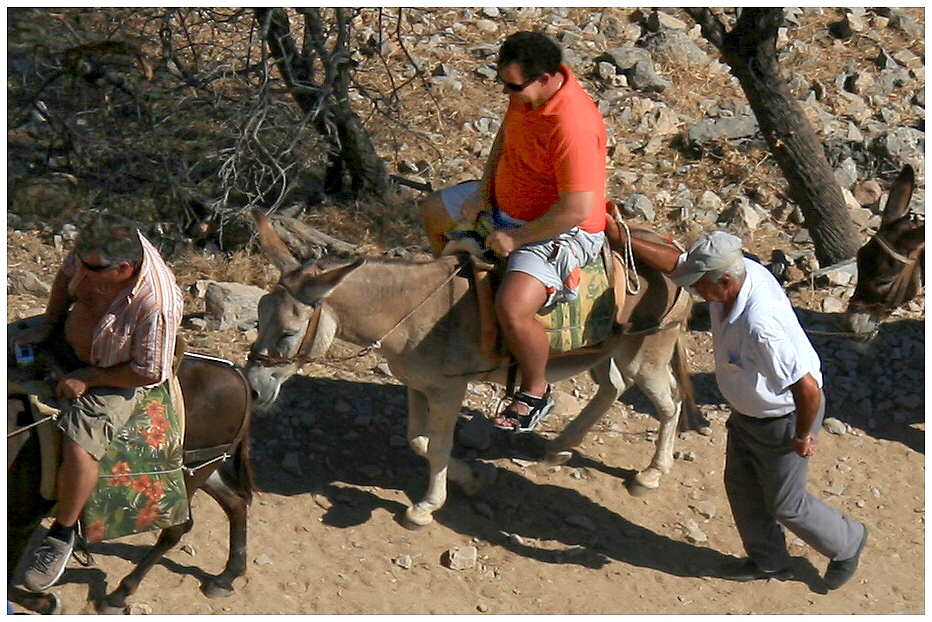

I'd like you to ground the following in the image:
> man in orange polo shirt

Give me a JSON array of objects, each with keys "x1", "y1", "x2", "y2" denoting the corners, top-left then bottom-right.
[{"x1": 420, "y1": 31, "x2": 607, "y2": 431}]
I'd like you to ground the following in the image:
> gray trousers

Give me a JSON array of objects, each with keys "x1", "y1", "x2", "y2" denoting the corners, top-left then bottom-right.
[{"x1": 724, "y1": 395, "x2": 865, "y2": 571}]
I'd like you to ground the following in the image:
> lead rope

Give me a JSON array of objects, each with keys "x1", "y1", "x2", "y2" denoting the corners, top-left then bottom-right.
[
  {"x1": 615, "y1": 216, "x2": 641, "y2": 295},
  {"x1": 353, "y1": 261, "x2": 468, "y2": 358}
]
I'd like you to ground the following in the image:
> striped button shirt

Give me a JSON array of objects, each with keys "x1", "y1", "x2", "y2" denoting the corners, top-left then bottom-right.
[{"x1": 61, "y1": 231, "x2": 184, "y2": 386}]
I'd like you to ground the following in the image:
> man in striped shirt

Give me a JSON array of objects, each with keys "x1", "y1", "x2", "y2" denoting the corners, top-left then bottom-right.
[{"x1": 12, "y1": 213, "x2": 184, "y2": 593}]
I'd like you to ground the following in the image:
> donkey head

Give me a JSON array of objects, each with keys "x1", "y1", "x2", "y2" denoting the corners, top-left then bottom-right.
[
  {"x1": 245, "y1": 209, "x2": 364, "y2": 409},
  {"x1": 843, "y1": 165, "x2": 925, "y2": 339}
]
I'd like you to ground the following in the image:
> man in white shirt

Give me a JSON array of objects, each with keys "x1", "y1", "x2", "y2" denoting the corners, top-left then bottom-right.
[{"x1": 628, "y1": 230, "x2": 867, "y2": 589}]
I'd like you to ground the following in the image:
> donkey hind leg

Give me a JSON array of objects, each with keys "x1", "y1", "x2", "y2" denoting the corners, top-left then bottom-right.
[
  {"x1": 403, "y1": 386, "x2": 491, "y2": 529},
  {"x1": 629, "y1": 353, "x2": 683, "y2": 496},
  {"x1": 197, "y1": 469, "x2": 250, "y2": 598},
  {"x1": 544, "y1": 358, "x2": 629, "y2": 465},
  {"x1": 97, "y1": 517, "x2": 195, "y2": 614}
]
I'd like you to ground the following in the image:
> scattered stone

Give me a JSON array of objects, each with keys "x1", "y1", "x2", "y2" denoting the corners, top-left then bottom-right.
[
  {"x1": 565, "y1": 514, "x2": 596, "y2": 531},
  {"x1": 823, "y1": 418, "x2": 848, "y2": 435},
  {"x1": 281, "y1": 452, "x2": 303, "y2": 476},
  {"x1": 393, "y1": 554, "x2": 413, "y2": 569},
  {"x1": 688, "y1": 500, "x2": 716, "y2": 520},
  {"x1": 254, "y1": 554, "x2": 272, "y2": 566},
  {"x1": 443, "y1": 546, "x2": 477, "y2": 570},
  {"x1": 680, "y1": 519, "x2": 708, "y2": 544}
]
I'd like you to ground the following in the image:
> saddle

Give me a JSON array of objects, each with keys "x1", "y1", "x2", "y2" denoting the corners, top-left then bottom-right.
[
  {"x1": 7, "y1": 336, "x2": 190, "y2": 544},
  {"x1": 442, "y1": 202, "x2": 660, "y2": 362}
]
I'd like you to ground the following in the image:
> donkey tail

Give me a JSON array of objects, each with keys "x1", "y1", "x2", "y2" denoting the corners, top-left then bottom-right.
[{"x1": 673, "y1": 334, "x2": 710, "y2": 434}]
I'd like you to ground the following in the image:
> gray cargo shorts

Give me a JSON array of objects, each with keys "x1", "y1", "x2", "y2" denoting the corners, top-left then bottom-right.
[
  {"x1": 440, "y1": 180, "x2": 605, "y2": 306},
  {"x1": 58, "y1": 385, "x2": 150, "y2": 460}
]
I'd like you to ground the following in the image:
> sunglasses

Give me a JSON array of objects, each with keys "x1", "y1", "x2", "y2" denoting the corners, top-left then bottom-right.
[
  {"x1": 79, "y1": 256, "x2": 114, "y2": 273},
  {"x1": 500, "y1": 75, "x2": 539, "y2": 92}
]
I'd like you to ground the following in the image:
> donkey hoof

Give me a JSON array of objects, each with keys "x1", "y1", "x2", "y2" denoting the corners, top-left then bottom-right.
[
  {"x1": 544, "y1": 449, "x2": 573, "y2": 465},
  {"x1": 96, "y1": 597, "x2": 128, "y2": 615},
  {"x1": 629, "y1": 469, "x2": 662, "y2": 497},
  {"x1": 628, "y1": 481, "x2": 655, "y2": 497},
  {"x1": 402, "y1": 505, "x2": 434, "y2": 530},
  {"x1": 202, "y1": 580, "x2": 235, "y2": 599}
]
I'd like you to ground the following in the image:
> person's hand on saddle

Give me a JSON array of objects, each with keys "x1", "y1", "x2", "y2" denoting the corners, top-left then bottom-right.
[{"x1": 485, "y1": 229, "x2": 519, "y2": 259}]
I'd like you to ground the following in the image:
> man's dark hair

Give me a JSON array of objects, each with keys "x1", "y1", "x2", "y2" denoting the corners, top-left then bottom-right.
[
  {"x1": 75, "y1": 213, "x2": 143, "y2": 267},
  {"x1": 497, "y1": 31, "x2": 562, "y2": 81}
]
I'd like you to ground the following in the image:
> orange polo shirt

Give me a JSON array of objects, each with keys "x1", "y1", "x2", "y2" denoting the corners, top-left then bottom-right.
[{"x1": 493, "y1": 64, "x2": 607, "y2": 233}]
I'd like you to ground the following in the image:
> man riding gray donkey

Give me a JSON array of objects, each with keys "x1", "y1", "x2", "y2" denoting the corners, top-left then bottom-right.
[
  {"x1": 9, "y1": 213, "x2": 184, "y2": 593},
  {"x1": 420, "y1": 30, "x2": 613, "y2": 433},
  {"x1": 248, "y1": 31, "x2": 706, "y2": 530}
]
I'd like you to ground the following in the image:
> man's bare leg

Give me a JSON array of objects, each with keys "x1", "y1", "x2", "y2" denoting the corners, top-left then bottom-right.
[
  {"x1": 420, "y1": 192, "x2": 456, "y2": 256},
  {"x1": 496, "y1": 271, "x2": 550, "y2": 398},
  {"x1": 55, "y1": 438, "x2": 99, "y2": 527}
]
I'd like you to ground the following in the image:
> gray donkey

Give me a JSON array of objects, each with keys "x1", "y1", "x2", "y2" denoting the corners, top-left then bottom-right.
[{"x1": 246, "y1": 209, "x2": 705, "y2": 528}]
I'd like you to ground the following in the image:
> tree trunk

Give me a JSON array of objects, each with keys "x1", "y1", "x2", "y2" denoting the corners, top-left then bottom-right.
[
  {"x1": 689, "y1": 8, "x2": 862, "y2": 266},
  {"x1": 257, "y1": 8, "x2": 387, "y2": 197}
]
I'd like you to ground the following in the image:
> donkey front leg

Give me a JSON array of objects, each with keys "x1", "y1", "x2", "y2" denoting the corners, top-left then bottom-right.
[{"x1": 403, "y1": 387, "x2": 463, "y2": 529}]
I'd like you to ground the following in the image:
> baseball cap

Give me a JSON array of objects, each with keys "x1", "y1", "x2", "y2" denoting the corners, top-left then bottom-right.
[{"x1": 669, "y1": 231, "x2": 744, "y2": 288}]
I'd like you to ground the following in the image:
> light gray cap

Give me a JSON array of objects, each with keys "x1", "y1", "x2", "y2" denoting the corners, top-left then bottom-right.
[{"x1": 669, "y1": 230, "x2": 744, "y2": 287}]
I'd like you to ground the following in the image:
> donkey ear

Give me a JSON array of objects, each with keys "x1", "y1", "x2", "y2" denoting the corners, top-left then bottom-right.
[
  {"x1": 282, "y1": 258, "x2": 366, "y2": 306},
  {"x1": 882, "y1": 165, "x2": 915, "y2": 227},
  {"x1": 253, "y1": 208, "x2": 301, "y2": 274}
]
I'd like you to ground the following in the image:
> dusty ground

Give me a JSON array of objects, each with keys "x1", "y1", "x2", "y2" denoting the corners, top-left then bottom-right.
[
  {"x1": 6, "y1": 7, "x2": 925, "y2": 616},
  {"x1": 6, "y1": 222, "x2": 925, "y2": 615}
]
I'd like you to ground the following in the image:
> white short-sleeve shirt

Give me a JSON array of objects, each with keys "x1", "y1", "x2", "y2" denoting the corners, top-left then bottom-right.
[{"x1": 695, "y1": 257, "x2": 823, "y2": 418}]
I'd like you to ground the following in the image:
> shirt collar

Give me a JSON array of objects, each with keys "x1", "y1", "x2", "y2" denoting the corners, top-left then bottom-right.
[
  {"x1": 536, "y1": 63, "x2": 572, "y2": 116},
  {"x1": 723, "y1": 261, "x2": 752, "y2": 325}
]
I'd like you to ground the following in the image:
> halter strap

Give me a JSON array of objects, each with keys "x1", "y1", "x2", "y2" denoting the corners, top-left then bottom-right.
[{"x1": 872, "y1": 233, "x2": 924, "y2": 309}]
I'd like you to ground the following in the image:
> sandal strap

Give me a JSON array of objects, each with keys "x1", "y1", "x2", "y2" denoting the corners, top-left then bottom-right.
[{"x1": 511, "y1": 390, "x2": 551, "y2": 411}]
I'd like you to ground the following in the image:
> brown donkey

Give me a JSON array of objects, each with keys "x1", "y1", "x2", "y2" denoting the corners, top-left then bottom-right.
[{"x1": 844, "y1": 165, "x2": 925, "y2": 339}]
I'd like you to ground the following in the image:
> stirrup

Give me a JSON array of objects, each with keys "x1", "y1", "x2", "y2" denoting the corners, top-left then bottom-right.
[{"x1": 493, "y1": 388, "x2": 555, "y2": 433}]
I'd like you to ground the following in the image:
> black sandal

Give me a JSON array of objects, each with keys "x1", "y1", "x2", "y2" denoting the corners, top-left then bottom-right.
[{"x1": 492, "y1": 388, "x2": 555, "y2": 433}]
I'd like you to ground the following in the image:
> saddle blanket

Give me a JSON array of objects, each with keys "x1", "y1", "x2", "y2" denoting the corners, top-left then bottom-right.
[
  {"x1": 9, "y1": 370, "x2": 189, "y2": 544},
  {"x1": 537, "y1": 255, "x2": 614, "y2": 352},
  {"x1": 82, "y1": 380, "x2": 189, "y2": 543}
]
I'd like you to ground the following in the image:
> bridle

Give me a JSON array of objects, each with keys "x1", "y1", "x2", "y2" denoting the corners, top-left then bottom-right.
[
  {"x1": 870, "y1": 232, "x2": 925, "y2": 310},
  {"x1": 247, "y1": 262, "x2": 468, "y2": 368},
  {"x1": 805, "y1": 228, "x2": 924, "y2": 339},
  {"x1": 246, "y1": 285, "x2": 325, "y2": 368}
]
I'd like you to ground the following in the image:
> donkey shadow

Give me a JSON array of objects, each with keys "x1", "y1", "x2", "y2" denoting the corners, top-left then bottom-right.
[{"x1": 249, "y1": 374, "x2": 827, "y2": 592}]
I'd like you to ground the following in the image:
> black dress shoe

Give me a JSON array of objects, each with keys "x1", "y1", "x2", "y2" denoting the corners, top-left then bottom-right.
[
  {"x1": 720, "y1": 558, "x2": 794, "y2": 582},
  {"x1": 824, "y1": 524, "x2": 868, "y2": 590}
]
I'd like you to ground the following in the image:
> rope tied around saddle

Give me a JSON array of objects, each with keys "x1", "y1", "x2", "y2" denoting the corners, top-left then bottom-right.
[
  {"x1": 614, "y1": 214, "x2": 641, "y2": 296},
  {"x1": 7, "y1": 395, "x2": 59, "y2": 439}
]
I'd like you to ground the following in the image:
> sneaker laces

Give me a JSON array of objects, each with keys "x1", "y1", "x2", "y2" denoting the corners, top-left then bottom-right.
[{"x1": 32, "y1": 537, "x2": 70, "y2": 573}]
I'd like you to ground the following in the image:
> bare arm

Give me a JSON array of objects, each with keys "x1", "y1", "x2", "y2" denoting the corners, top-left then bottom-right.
[
  {"x1": 58, "y1": 362, "x2": 161, "y2": 400},
  {"x1": 789, "y1": 373, "x2": 822, "y2": 458},
  {"x1": 462, "y1": 122, "x2": 508, "y2": 222},
  {"x1": 10, "y1": 266, "x2": 75, "y2": 348},
  {"x1": 485, "y1": 190, "x2": 593, "y2": 257},
  {"x1": 627, "y1": 234, "x2": 684, "y2": 274}
]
